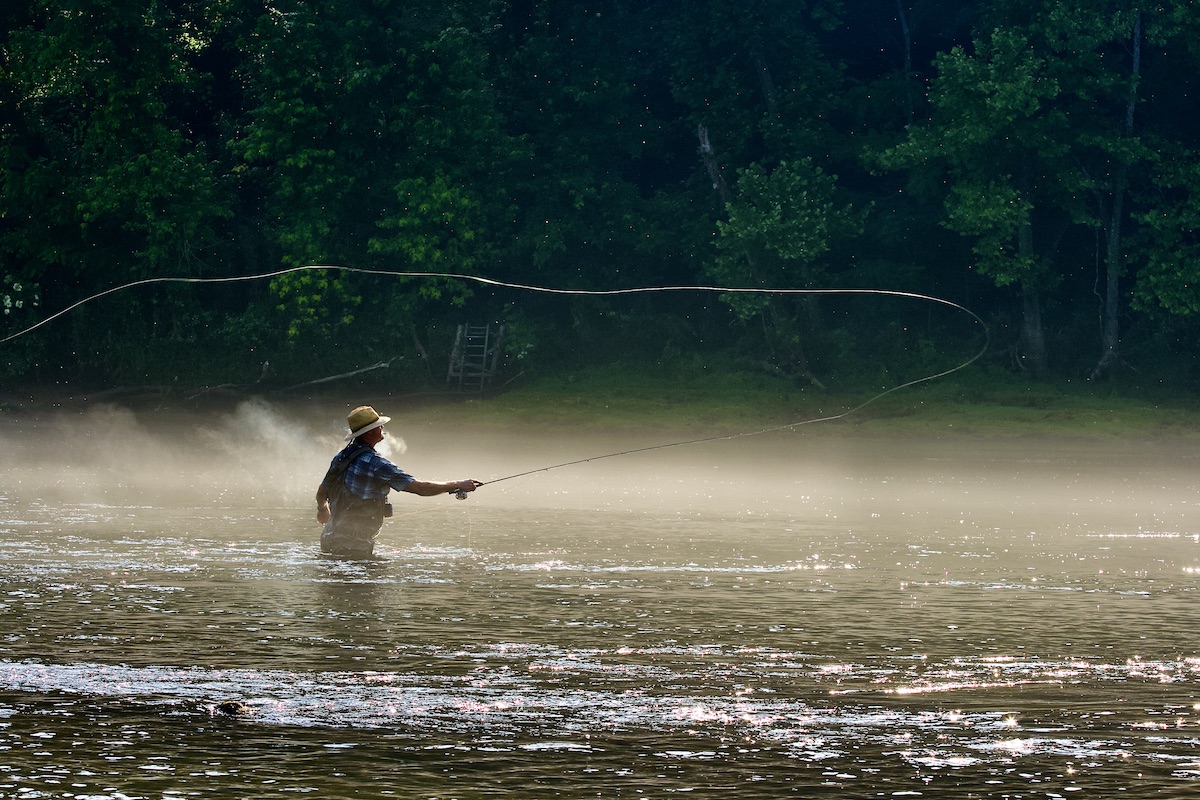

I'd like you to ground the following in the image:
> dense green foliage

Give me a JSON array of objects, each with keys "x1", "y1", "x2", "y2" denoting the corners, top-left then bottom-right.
[{"x1": 2, "y1": 0, "x2": 1199, "y2": 393}]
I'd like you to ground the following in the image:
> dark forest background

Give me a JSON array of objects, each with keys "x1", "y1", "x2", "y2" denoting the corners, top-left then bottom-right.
[{"x1": 3, "y1": 0, "x2": 1200, "y2": 397}]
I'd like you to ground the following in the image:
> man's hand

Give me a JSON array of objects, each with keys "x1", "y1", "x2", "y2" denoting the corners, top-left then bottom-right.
[{"x1": 317, "y1": 502, "x2": 331, "y2": 524}]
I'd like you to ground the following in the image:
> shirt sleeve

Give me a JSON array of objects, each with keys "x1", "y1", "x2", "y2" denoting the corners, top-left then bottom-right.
[{"x1": 366, "y1": 452, "x2": 415, "y2": 492}]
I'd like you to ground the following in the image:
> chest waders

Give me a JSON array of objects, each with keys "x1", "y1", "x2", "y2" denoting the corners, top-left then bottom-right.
[{"x1": 320, "y1": 443, "x2": 390, "y2": 558}]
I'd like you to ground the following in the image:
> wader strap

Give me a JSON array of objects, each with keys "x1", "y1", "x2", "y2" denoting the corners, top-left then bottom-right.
[{"x1": 321, "y1": 442, "x2": 372, "y2": 506}]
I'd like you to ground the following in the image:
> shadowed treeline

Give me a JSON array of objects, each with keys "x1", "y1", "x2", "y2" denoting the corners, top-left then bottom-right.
[{"x1": 3, "y1": 1, "x2": 1200, "y2": 394}]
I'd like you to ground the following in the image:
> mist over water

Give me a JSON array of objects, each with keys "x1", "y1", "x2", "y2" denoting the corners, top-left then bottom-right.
[{"x1": 2, "y1": 398, "x2": 1199, "y2": 797}]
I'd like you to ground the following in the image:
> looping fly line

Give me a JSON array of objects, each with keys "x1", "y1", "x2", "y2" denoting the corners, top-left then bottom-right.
[{"x1": 1, "y1": 264, "x2": 989, "y2": 482}]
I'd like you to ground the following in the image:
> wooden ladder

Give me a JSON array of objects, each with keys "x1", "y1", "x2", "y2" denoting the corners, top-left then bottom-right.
[{"x1": 447, "y1": 323, "x2": 505, "y2": 390}]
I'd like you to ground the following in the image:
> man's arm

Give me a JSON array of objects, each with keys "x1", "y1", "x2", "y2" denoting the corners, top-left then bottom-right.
[
  {"x1": 402, "y1": 479, "x2": 483, "y2": 497},
  {"x1": 315, "y1": 483, "x2": 331, "y2": 523}
]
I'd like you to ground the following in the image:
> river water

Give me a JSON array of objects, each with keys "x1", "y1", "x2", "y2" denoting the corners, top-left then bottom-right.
[{"x1": 1, "y1": 400, "x2": 1198, "y2": 798}]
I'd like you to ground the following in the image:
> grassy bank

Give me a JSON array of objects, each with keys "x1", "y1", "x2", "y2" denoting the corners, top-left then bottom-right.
[
  {"x1": 421, "y1": 363, "x2": 1200, "y2": 440},
  {"x1": 6, "y1": 362, "x2": 1199, "y2": 441}
]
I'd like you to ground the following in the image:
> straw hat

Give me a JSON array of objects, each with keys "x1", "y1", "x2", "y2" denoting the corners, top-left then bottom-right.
[{"x1": 345, "y1": 405, "x2": 390, "y2": 441}]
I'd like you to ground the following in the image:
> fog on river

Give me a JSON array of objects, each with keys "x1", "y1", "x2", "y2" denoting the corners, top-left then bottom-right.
[
  {"x1": 1, "y1": 398, "x2": 1199, "y2": 798},
  {"x1": 3, "y1": 397, "x2": 1196, "y2": 524}
]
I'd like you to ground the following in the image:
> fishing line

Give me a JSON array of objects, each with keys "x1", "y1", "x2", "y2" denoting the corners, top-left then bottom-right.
[
  {"x1": 2, "y1": 265, "x2": 989, "y2": 482},
  {"x1": 483, "y1": 315, "x2": 987, "y2": 485},
  {"x1": 3, "y1": 264, "x2": 983, "y2": 342}
]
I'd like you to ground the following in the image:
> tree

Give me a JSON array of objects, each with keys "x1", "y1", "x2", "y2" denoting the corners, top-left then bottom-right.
[
  {"x1": 1134, "y1": 152, "x2": 1200, "y2": 317},
  {"x1": 1126, "y1": 7, "x2": 1200, "y2": 323},
  {"x1": 1088, "y1": 11, "x2": 1142, "y2": 379},
  {"x1": 489, "y1": 2, "x2": 674, "y2": 283},
  {"x1": 0, "y1": 0, "x2": 233, "y2": 375},
  {"x1": 710, "y1": 158, "x2": 861, "y2": 385},
  {"x1": 655, "y1": 0, "x2": 843, "y2": 166},
  {"x1": 879, "y1": 5, "x2": 1155, "y2": 376},
  {"x1": 231, "y1": 0, "x2": 510, "y2": 347},
  {"x1": 649, "y1": 0, "x2": 869, "y2": 382},
  {"x1": 0, "y1": 1, "x2": 231, "y2": 278}
]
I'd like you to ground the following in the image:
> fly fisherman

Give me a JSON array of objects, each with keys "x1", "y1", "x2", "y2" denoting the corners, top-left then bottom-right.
[{"x1": 316, "y1": 405, "x2": 482, "y2": 559}]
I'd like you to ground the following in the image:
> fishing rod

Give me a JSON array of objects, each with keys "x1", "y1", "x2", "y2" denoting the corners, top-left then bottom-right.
[{"x1": 481, "y1": 301, "x2": 988, "y2": 486}]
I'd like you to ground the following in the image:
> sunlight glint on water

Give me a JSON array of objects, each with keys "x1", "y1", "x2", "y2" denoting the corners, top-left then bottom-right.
[{"x1": 1, "y1": 403, "x2": 1199, "y2": 797}]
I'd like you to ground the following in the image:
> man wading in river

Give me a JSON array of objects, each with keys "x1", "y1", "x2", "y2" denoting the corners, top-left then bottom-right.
[{"x1": 316, "y1": 405, "x2": 482, "y2": 558}]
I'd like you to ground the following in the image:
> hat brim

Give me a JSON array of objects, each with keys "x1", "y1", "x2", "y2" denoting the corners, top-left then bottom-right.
[{"x1": 345, "y1": 415, "x2": 390, "y2": 441}]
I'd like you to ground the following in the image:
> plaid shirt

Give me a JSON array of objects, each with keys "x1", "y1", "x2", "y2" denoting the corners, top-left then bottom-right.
[{"x1": 325, "y1": 445, "x2": 414, "y2": 501}]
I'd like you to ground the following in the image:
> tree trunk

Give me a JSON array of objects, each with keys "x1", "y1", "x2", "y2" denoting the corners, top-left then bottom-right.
[
  {"x1": 1017, "y1": 158, "x2": 1048, "y2": 375},
  {"x1": 896, "y1": 0, "x2": 914, "y2": 127},
  {"x1": 1020, "y1": 284, "x2": 1047, "y2": 375},
  {"x1": 748, "y1": 39, "x2": 778, "y2": 117},
  {"x1": 1090, "y1": 12, "x2": 1141, "y2": 381},
  {"x1": 1090, "y1": 171, "x2": 1126, "y2": 379},
  {"x1": 697, "y1": 125, "x2": 734, "y2": 206}
]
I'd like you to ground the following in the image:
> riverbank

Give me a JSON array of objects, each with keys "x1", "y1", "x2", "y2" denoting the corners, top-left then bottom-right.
[
  {"x1": 438, "y1": 381, "x2": 1200, "y2": 441},
  {"x1": 5, "y1": 363, "x2": 1198, "y2": 441}
]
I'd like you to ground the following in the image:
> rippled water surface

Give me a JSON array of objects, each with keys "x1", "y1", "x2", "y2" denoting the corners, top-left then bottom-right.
[{"x1": 2, "y1": 402, "x2": 1199, "y2": 798}]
